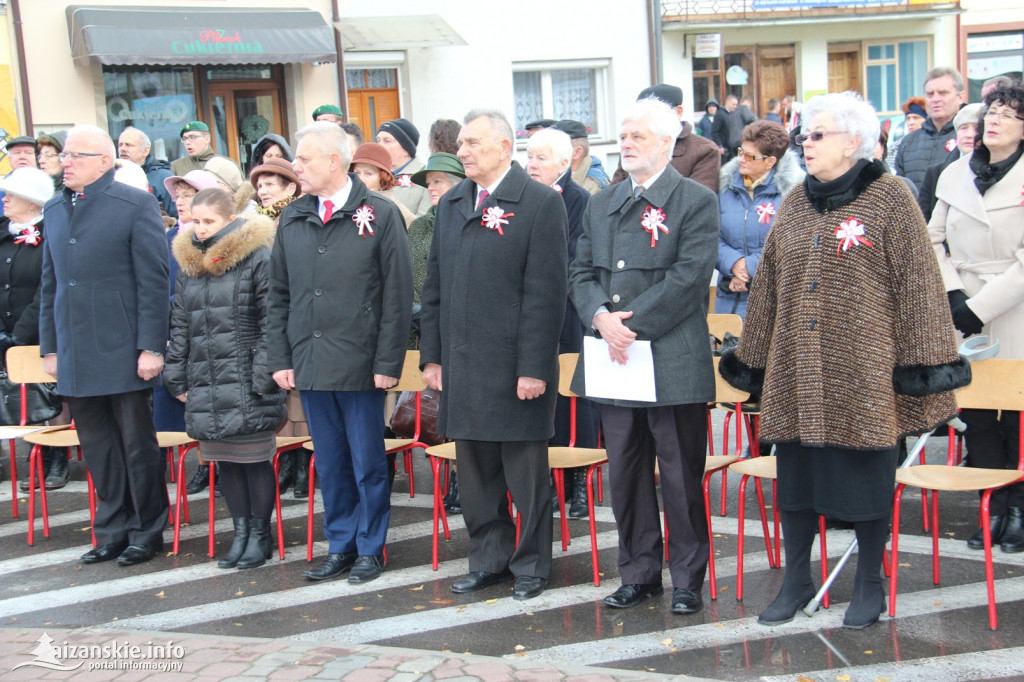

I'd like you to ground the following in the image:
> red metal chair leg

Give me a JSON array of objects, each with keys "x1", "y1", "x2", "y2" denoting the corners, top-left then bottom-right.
[
  {"x1": 272, "y1": 452, "x2": 285, "y2": 560},
  {"x1": 587, "y1": 464, "x2": 601, "y2": 587},
  {"x1": 736, "y1": 474, "x2": 750, "y2": 601},
  {"x1": 932, "y1": 488, "x2": 941, "y2": 584},
  {"x1": 888, "y1": 484, "x2": 906, "y2": 617},
  {"x1": 207, "y1": 462, "x2": 216, "y2": 558},
  {"x1": 818, "y1": 515, "x2": 830, "y2": 609},
  {"x1": 8, "y1": 438, "x2": 18, "y2": 517},
  {"x1": 554, "y1": 468, "x2": 569, "y2": 551},
  {"x1": 752, "y1": 477, "x2": 775, "y2": 568},
  {"x1": 87, "y1": 470, "x2": 96, "y2": 548},
  {"x1": 26, "y1": 444, "x2": 42, "y2": 545},
  {"x1": 704, "y1": 469, "x2": 718, "y2": 600},
  {"x1": 405, "y1": 447, "x2": 415, "y2": 498},
  {"x1": 981, "y1": 489, "x2": 1000, "y2": 630},
  {"x1": 173, "y1": 444, "x2": 189, "y2": 554}
]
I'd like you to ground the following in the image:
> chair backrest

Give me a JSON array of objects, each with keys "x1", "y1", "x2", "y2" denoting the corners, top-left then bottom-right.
[
  {"x1": 955, "y1": 359, "x2": 1024, "y2": 411},
  {"x1": 707, "y1": 314, "x2": 742, "y2": 344},
  {"x1": 391, "y1": 349, "x2": 427, "y2": 392},
  {"x1": 558, "y1": 353, "x2": 579, "y2": 398},
  {"x1": 6, "y1": 346, "x2": 54, "y2": 385},
  {"x1": 713, "y1": 356, "x2": 750, "y2": 404},
  {"x1": 709, "y1": 284, "x2": 717, "y2": 313}
]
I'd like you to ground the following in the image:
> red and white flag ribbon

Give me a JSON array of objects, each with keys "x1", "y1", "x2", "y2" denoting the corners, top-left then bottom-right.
[
  {"x1": 756, "y1": 203, "x2": 776, "y2": 225},
  {"x1": 397, "y1": 175, "x2": 413, "y2": 188},
  {"x1": 352, "y1": 204, "x2": 375, "y2": 237},
  {"x1": 945, "y1": 139, "x2": 957, "y2": 152},
  {"x1": 14, "y1": 227, "x2": 40, "y2": 246},
  {"x1": 835, "y1": 217, "x2": 872, "y2": 257},
  {"x1": 641, "y1": 206, "x2": 669, "y2": 248},
  {"x1": 481, "y1": 206, "x2": 514, "y2": 235}
]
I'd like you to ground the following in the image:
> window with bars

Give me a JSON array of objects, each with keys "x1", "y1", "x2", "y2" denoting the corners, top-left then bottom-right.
[{"x1": 512, "y1": 62, "x2": 608, "y2": 139}]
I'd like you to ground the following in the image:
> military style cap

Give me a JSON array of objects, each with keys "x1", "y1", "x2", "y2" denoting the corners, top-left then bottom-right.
[
  {"x1": 180, "y1": 121, "x2": 210, "y2": 137},
  {"x1": 312, "y1": 104, "x2": 344, "y2": 120}
]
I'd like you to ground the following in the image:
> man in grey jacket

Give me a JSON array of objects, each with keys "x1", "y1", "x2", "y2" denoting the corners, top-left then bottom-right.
[
  {"x1": 894, "y1": 67, "x2": 965, "y2": 191},
  {"x1": 569, "y1": 98, "x2": 720, "y2": 615}
]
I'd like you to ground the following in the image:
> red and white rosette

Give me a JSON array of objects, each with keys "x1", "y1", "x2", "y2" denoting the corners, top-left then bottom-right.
[
  {"x1": 834, "y1": 217, "x2": 872, "y2": 258},
  {"x1": 756, "y1": 202, "x2": 776, "y2": 225},
  {"x1": 945, "y1": 138, "x2": 957, "y2": 153},
  {"x1": 397, "y1": 175, "x2": 413, "y2": 188},
  {"x1": 481, "y1": 206, "x2": 514, "y2": 235},
  {"x1": 352, "y1": 204, "x2": 375, "y2": 237},
  {"x1": 641, "y1": 205, "x2": 669, "y2": 248},
  {"x1": 552, "y1": 183, "x2": 563, "y2": 194},
  {"x1": 14, "y1": 227, "x2": 40, "y2": 246}
]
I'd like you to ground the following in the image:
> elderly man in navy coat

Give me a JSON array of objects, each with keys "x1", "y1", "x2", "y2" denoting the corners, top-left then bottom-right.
[
  {"x1": 420, "y1": 109, "x2": 567, "y2": 600},
  {"x1": 570, "y1": 98, "x2": 720, "y2": 615},
  {"x1": 40, "y1": 124, "x2": 170, "y2": 566}
]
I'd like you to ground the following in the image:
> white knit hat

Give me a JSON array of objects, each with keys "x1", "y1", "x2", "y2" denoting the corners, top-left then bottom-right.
[{"x1": 0, "y1": 167, "x2": 56, "y2": 206}]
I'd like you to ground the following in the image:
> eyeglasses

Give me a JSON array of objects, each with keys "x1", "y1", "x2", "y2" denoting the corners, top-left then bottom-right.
[
  {"x1": 57, "y1": 151, "x2": 104, "y2": 162},
  {"x1": 173, "y1": 191, "x2": 197, "y2": 201},
  {"x1": 795, "y1": 130, "x2": 846, "y2": 145},
  {"x1": 181, "y1": 133, "x2": 208, "y2": 142},
  {"x1": 37, "y1": 152, "x2": 58, "y2": 160},
  {"x1": 736, "y1": 148, "x2": 773, "y2": 161},
  {"x1": 983, "y1": 107, "x2": 1024, "y2": 123}
]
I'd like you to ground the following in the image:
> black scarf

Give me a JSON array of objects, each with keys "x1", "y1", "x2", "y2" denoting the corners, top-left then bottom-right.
[
  {"x1": 970, "y1": 142, "x2": 1024, "y2": 196},
  {"x1": 804, "y1": 159, "x2": 884, "y2": 214}
]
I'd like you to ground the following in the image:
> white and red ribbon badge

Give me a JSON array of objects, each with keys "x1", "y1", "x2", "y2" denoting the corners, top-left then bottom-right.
[
  {"x1": 481, "y1": 206, "x2": 514, "y2": 235},
  {"x1": 945, "y1": 139, "x2": 957, "y2": 153},
  {"x1": 756, "y1": 203, "x2": 776, "y2": 225},
  {"x1": 552, "y1": 183, "x2": 563, "y2": 194},
  {"x1": 15, "y1": 227, "x2": 40, "y2": 246},
  {"x1": 641, "y1": 206, "x2": 669, "y2": 248},
  {"x1": 352, "y1": 204, "x2": 375, "y2": 237},
  {"x1": 397, "y1": 175, "x2": 413, "y2": 188},
  {"x1": 834, "y1": 217, "x2": 872, "y2": 258}
]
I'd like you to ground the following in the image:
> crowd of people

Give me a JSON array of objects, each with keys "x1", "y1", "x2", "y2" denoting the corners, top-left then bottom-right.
[{"x1": 0, "y1": 66, "x2": 1021, "y2": 629}]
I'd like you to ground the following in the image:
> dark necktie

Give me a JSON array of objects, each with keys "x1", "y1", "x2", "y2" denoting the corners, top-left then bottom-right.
[
  {"x1": 476, "y1": 189, "x2": 489, "y2": 210},
  {"x1": 633, "y1": 185, "x2": 644, "y2": 200}
]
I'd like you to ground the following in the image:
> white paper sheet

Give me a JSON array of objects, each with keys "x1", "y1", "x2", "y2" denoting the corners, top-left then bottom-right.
[
  {"x1": 583, "y1": 336, "x2": 657, "y2": 402},
  {"x1": 0, "y1": 426, "x2": 50, "y2": 440}
]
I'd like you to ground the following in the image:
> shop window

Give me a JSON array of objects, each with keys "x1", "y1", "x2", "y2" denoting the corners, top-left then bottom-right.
[
  {"x1": 347, "y1": 69, "x2": 397, "y2": 90},
  {"x1": 693, "y1": 57, "x2": 722, "y2": 113},
  {"x1": 966, "y1": 31, "x2": 1024, "y2": 102},
  {"x1": 864, "y1": 39, "x2": 929, "y2": 115},
  {"x1": 103, "y1": 67, "x2": 198, "y2": 163},
  {"x1": 512, "y1": 62, "x2": 609, "y2": 140}
]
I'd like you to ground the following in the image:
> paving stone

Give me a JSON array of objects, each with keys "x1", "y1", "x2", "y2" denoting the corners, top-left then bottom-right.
[
  {"x1": 514, "y1": 670, "x2": 564, "y2": 682},
  {"x1": 396, "y1": 656, "x2": 444, "y2": 673},
  {"x1": 342, "y1": 669, "x2": 395, "y2": 682},
  {"x1": 269, "y1": 664, "x2": 330, "y2": 680},
  {"x1": 463, "y1": 662, "x2": 515, "y2": 681}
]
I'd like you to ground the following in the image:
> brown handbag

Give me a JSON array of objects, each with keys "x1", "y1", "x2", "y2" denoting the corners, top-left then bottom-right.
[{"x1": 389, "y1": 388, "x2": 445, "y2": 446}]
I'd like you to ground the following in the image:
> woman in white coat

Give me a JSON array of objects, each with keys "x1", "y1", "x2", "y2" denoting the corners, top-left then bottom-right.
[{"x1": 930, "y1": 82, "x2": 1024, "y2": 553}]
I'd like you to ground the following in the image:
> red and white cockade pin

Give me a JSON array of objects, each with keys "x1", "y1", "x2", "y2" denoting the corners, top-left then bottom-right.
[
  {"x1": 352, "y1": 204, "x2": 375, "y2": 237},
  {"x1": 14, "y1": 227, "x2": 40, "y2": 246},
  {"x1": 641, "y1": 205, "x2": 669, "y2": 248},
  {"x1": 756, "y1": 202, "x2": 776, "y2": 225},
  {"x1": 397, "y1": 175, "x2": 413, "y2": 188},
  {"x1": 552, "y1": 183, "x2": 563, "y2": 194},
  {"x1": 834, "y1": 217, "x2": 872, "y2": 258},
  {"x1": 945, "y1": 138, "x2": 958, "y2": 152},
  {"x1": 481, "y1": 206, "x2": 514, "y2": 235}
]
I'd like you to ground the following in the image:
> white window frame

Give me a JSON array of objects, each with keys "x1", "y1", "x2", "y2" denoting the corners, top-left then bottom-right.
[
  {"x1": 862, "y1": 37, "x2": 932, "y2": 117},
  {"x1": 512, "y1": 59, "x2": 611, "y2": 145}
]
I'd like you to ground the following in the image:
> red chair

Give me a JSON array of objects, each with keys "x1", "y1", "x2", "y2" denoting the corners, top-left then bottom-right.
[
  {"x1": 708, "y1": 314, "x2": 746, "y2": 517},
  {"x1": 385, "y1": 350, "x2": 430, "y2": 498}
]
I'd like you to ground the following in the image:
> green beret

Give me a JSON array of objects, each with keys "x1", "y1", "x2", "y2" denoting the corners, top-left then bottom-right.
[
  {"x1": 312, "y1": 104, "x2": 344, "y2": 120},
  {"x1": 180, "y1": 121, "x2": 210, "y2": 137}
]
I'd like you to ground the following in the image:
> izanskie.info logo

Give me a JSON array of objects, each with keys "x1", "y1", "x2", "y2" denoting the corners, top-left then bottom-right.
[{"x1": 13, "y1": 632, "x2": 185, "y2": 673}]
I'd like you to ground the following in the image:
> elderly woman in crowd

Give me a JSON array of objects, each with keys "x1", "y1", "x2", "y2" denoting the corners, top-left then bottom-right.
[
  {"x1": 249, "y1": 158, "x2": 301, "y2": 225},
  {"x1": 720, "y1": 91, "x2": 969, "y2": 630},
  {"x1": 525, "y1": 128, "x2": 600, "y2": 519},
  {"x1": 351, "y1": 143, "x2": 417, "y2": 228},
  {"x1": 249, "y1": 134, "x2": 293, "y2": 171},
  {"x1": 919, "y1": 102, "x2": 984, "y2": 222},
  {"x1": 36, "y1": 131, "x2": 67, "y2": 193},
  {"x1": 715, "y1": 120, "x2": 803, "y2": 317},
  {"x1": 929, "y1": 83, "x2": 1024, "y2": 553},
  {"x1": 206, "y1": 157, "x2": 257, "y2": 217}
]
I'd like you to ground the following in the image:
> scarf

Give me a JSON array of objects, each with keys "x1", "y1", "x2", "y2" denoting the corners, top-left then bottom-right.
[
  {"x1": 255, "y1": 196, "x2": 296, "y2": 221},
  {"x1": 970, "y1": 142, "x2": 1024, "y2": 196},
  {"x1": 7, "y1": 214, "x2": 43, "y2": 237}
]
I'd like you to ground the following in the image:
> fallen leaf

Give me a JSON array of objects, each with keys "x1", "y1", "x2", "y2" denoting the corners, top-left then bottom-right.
[
  {"x1": 898, "y1": 562, "x2": 911, "y2": 567},
  {"x1": 412, "y1": 605, "x2": 426, "y2": 611},
  {"x1": 410, "y1": 585, "x2": 424, "y2": 591},
  {"x1": 233, "y1": 622, "x2": 243, "y2": 626},
  {"x1": 875, "y1": 677, "x2": 890, "y2": 682},
  {"x1": 485, "y1": 598, "x2": 497, "y2": 604},
  {"x1": 720, "y1": 585, "x2": 730, "y2": 591},
  {"x1": 112, "y1": 617, "x2": 118, "y2": 621},
  {"x1": 526, "y1": 612, "x2": 534, "y2": 616},
  {"x1": 863, "y1": 650, "x2": 873, "y2": 655},
  {"x1": 836, "y1": 675, "x2": 851, "y2": 681},
  {"x1": 796, "y1": 677, "x2": 814, "y2": 682},
  {"x1": 235, "y1": 591, "x2": 245, "y2": 597},
  {"x1": 155, "y1": 591, "x2": 166, "y2": 599},
  {"x1": 429, "y1": 599, "x2": 455, "y2": 605},
  {"x1": 514, "y1": 644, "x2": 526, "y2": 651},
  {"x1": 934, "y1": 601, "x2": 942, "y2": 606},
  {"x1": 661, "y1": 638, "x2": 672, "y2": 646},
  {"x1": 353, "y1": 606, "x2": 366, "y2": 611}
]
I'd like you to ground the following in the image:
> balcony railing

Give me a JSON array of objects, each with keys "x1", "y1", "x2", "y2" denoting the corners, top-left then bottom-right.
[{"x1": 662, "y1": 0, "x2": 959, "y2": 24}]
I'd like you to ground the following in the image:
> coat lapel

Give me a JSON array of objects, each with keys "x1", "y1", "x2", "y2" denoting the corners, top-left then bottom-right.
[
  {"x1": 983, "y1": 153, "x2": 1024, "y2": 212},
  {"x1": 938, "y1": 155, "x2": 990, "y2": 226}
]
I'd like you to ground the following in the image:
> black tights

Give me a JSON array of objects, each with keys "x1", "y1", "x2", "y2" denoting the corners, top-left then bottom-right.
[{"x1": 216, "y1": 460, "x2": 276, "y2": 520}]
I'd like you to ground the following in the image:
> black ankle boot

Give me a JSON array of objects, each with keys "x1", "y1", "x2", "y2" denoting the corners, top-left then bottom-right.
[
  {"x1": 236, "y1": 518, "x2": 272, "y2": 569},
  {"x1": 186, "y1": 464, "x2": 209, "y2": 494},
  {"x1": 293, "y1": 452, "x2": 310, "y2": 499},
  {"x1": 967, "y1": 514, "x2": 1007, "y2": 550},
  {"x1": 759, "y1": 510, "x2": 818, "y2": 625},
  {"x1": 843, "y1": 517, "x2": 889, "y2": 630},
  {"x1": 568, "y1": 467, "x2": 589, "y2": 519},
  {"x1": 44, "y1": 448, "x2": 70, "y2": 490},
  {"x1": 444, "y1": 470, "x2": 461, "y2": 515},
  {"x1": 218, "y1": 517, "x2": 251, "y2": 569},
  {"x1": 1001, "y1": 507, "x2": 1024, "y2": 553},
  {"x1": 277, "y1": 451, "x2": 296, "y2": 495}
]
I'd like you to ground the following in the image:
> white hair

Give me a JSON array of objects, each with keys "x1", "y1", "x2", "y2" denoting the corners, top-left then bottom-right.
[
  {"x1": 527, "y1": 128, "x2": 573, "y2": 166},
  {"x1": 801, "y1": 91, "x2": 879, "y2": 162},
  {"x1": 464, "y1": 108, "x2": 515, "y2": 146},
  {"x1": 621, "y1": 98, "x2": 682, "y2": 160},
  {"x1": 294, "y1": 121, "x2": 351, "y2": 168},
  {"x1": 113, "y1": 159, "x2": 150, "y2": 191},
  {"x1": 67, "y1": 124, "x2": 116, "y2": 158},
  {"x1": 120, "y1": 126, "x2": 151, "y2": 151}
]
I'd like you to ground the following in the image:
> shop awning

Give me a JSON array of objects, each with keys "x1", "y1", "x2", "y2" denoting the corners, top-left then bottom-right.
[
  {"x1": 338, "y1": 15, "x2": 466, "y2": 51},
  {"x1": 66, "y1": 5, "x2": 337, "y2": 67}
]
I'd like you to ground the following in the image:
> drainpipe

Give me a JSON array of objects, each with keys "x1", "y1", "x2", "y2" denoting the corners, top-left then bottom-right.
[
  {"x1": 647, "y1": 0, "x2": 664, "y2": 84},
  {"x1": 10, "y1": 0, "x2": 34, "y2": 135},
  {"x1": 332, "y1": 0, "x2": 349, "y2": 121}
]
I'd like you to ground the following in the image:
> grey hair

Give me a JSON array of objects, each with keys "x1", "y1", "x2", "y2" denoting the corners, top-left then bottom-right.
[
  {"x1": 443, "y1": 172, "x2": 463, "y2": 186},
  {"x1": 622, "y1": 98, "x2": 682, "y2": 160},
  {"x1": 571, "y1": 136, "x2": 590, "y2": 156},
  {"x1": 121, "y1": 126, "x2": 151, "y2": 150},
  {"x1": 113, "y1": 159, "x2": 149, "y2": 191},
  {"x1": 463, "y1": 108, "x2": 515, "y2": 146},
  {"x1": 924, "y1": 66, "x2": 964, "y2": 92},
  {"x1": 67, "y1": 124, "x2": 116, "y2": 158},
  {"x1": 527, "y1": 128, "x2": 573, "y2": 166},
  {"x1": 801, "y1": 91, "x2": 879, "y2": 162},
  {"x1": 294, "y1": 121, "x2": 351, "y2": 168}
]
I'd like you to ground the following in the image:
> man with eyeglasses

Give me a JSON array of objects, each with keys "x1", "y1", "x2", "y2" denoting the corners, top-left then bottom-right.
[
  {"x1": 894, "y1": 66, "x2": 966, "y2": 192},
  {"x1": 0, "y1": 136, "x2": 39, "y2": 217},
  {"x1": 39, "y1": 124, "x2": 170, "y2": 567},
  {"x1": 170, "y1": 121, "x2": 240, "y2": 177}
]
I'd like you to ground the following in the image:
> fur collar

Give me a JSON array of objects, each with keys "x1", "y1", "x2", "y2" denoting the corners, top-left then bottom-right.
[
  {"x1": 173, "y1": 214, "x2": 275, "y2": 277},
  {"x1": 718, "y1": 152, "x2": 805, "y2": 196},
  {"x1": 804, "y1": 159, "x2": 886, "y2": 214}
]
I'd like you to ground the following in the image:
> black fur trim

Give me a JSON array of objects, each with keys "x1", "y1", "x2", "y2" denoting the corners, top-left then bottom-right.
[
  {"x1": 892, "y1": 357, "x2": 972, "y2": 396},
  {"x1": 718, "y1": 348, "x2": 764, "y2": 394},
  {"x1": 805, "y1": 159, "x2": 886, "y2": 214}
]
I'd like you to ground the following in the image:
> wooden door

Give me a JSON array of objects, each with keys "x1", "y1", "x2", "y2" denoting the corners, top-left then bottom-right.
[
  {"x1": 207, "y1": 84, "x2": 284, "y2": 168},
  {"x1": 347, "y1": 89, "x2": 401, "y2": 142},
  {"x1": 758, "y1": 57, "x2": 796, "y2": 116},
  {"x1": 828, "y1": 49, "x2": 861, "y2": 95}
]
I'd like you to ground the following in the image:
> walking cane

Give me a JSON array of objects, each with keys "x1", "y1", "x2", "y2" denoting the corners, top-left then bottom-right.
[{"x1": 802, "y1": 335, "x2": 1000, "y2": 617}]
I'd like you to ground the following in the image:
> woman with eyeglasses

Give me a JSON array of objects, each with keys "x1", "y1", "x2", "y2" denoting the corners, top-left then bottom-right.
[
  {"x1": 720, "y1": 91, "x2": 968, "y2": 630},
  {"x1": 35, "y1": 131, "x2": 67, "y2": 193},
  {"x1": 714, "y1": 120, "x2": 803, "y2": 317},
  {"x1": 929, "y1": 82, "x2": 1024, "y2": 553}
]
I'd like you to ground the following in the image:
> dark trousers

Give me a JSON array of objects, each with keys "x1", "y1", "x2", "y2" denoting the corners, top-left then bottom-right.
[
  {"x1": 600, "y1": 402, "x2": 709, "y2": 590},
  {"x1": 456, "y1": 439, "x2": 552, "y2": 578},
  {"x1": 68, "y1": 389, "x2": 168, "y2": 547},
  {"x1": 300, "y1": 389, "x2": 390, "y2": 555},
  {"x1": 962, "y1": 408, "x2": 1024, "y2": 514}
]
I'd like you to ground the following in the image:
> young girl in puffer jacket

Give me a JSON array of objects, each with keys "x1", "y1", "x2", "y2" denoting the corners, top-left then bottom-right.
[{"x1": 164, "y1": 188, "x2": 286, "y2": 569}]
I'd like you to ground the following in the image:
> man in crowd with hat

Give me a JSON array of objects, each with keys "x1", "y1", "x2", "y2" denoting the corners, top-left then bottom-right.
[
  {"x1": 524, "y1": 119, "x2": 556, "y2": 137},
  {"x1": 118, "y1": 126, "x2": 175, "y2": 218},
  {"x1": 377, "y1": 118, "x2": 431, "y2": 216},
  {"x1": 551, "y1": 119, "x2": 609, "y2": 196},
  {"x1": 612, "y1": 84, "x2": 720, "y2": 193},
  {"x1": 313, "y1": 105, "x2": 346, "y2": 125},
  {"x1": 0, "y1": 136, "x2": 39, "y2": 217},
  {"x1": 170, "y1": 121, "x2": 239, "y2": 176}
]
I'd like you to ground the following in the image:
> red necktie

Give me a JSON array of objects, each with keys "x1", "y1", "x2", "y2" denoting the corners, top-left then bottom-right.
[
  {"x1": 322, "y1": 199, "x2": 334, "y2": 224},
  {"x1": 476, "y1": 189, "x2": 489, "y2": 210}
]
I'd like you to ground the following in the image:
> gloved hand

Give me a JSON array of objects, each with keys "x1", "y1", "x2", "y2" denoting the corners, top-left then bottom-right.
[{"x1": 948, "y1": 291, "x2": 984, "y2": 337}]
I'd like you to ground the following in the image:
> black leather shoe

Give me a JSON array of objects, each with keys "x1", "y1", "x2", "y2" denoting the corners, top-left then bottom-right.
[
  {"x1": 670, "y1": 588, "x2": 704, "y2": 614},
  {"x1": 80, "y1": 541, "x2": 129, "y2": 564},
  {"x1": 348, "y1": 555, "x2": 385, "y2": 583},
  {"x1": 451, "y1": 570, "x2": 513, "y2": 593},
  {"x1": 303, "y1": 552, "x2": 357, "y2": 580},
  {"x1": 1001, "y1": 507, "x2": 1024, "y2": 553},
  {"x1": 116, "y1": 543, "x2": 162, "y2": 566},
  {"x1": 512, "y1": 576, "x2": 547, "y2": 600},
  {"x1": 43, "y1": 448, "x2": 70, "y2": 490},
  {"x1": 603, "y1": 583, "x2": 664, "y2": 609},
  {"x1": 967, "y1": 514, "x2": 1007, "y2": 550},
  {"x1": 186, "y1": 465, "x2": 209, "y2": 494}
]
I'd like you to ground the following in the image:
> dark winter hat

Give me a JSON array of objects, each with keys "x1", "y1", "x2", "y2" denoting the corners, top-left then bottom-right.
[
  {"x1": 36, "y1": 130, "x2": 68, "y2": 153},
  {"x1": 551, "y1": 119, "x2": 588, "y2": 139},
  {"x1": 411, "y1": 152, "x2": 465, "y2": 187},
  {"x1": 705, "y1": 98, "x2": 720, "y2": 112},
  {"x1": 638, "y1": 84, "x2": 684, "y2": 108},
  {"x1": 376, "y1": 118, "x2": 419, "y2": 159},
  {"x1": 312, "y1": 104, "x2": 344, "y2": 121},
  {"x1": 351, "y1": 143, "x2": 394, "y2": 174},
  {"x1": 525, "y1": 119, "x2": 556, "y2": 131},
  {"x1": 180, "y1": 121, "x2": 209, "y2": 137},
  {"x1": 7, "y1": 136, "x2": 36, "y2": 150}
]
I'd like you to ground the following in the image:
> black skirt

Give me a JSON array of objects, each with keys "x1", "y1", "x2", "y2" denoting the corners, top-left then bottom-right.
[{"x1": 775, "y1": 443, "x2": 899, "y2": 522}]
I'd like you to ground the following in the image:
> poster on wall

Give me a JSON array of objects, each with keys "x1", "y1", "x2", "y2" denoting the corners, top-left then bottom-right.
[{"x1": 694, "y1": 34, "x2": 722, "y2": 59}]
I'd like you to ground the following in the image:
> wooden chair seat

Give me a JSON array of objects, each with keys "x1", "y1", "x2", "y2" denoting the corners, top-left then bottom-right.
[
  {"x1": 277, "y1": 436, "x2": 311, "y2": 449},
  {"x1": 303, "y1": 440, "x2": 314, "y2": 451},
  {"x1": 426, "y1": 442, "x2": 457, "y2": 460},
  {"x1": 548, "y1": 446, "x2": 607, "y2": 470},
  {"x1": 385, "y1": 437, "x2": 415, "y2": 451},
  {"x1": 729, "y1": 456, "x2": 777, "y2": 480},
  {"x1": 24, "y1": 429, "x2": 81, "y2": 449},
  {"x1": 157, "y1": 432, "x2": 196, "y2": 449},
  {"x1": 705, "y1": 454, "x2": 739, "y2": 473},
  {"x1": 717, "y1": 402, "x2": 761, "y2": 415},
  {"x1": 896, "y1": 465, "x2": 1024, "y2": 492}
]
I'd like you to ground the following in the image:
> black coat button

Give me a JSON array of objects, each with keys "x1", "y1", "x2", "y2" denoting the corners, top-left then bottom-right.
[
  {"x1": 314, "y1": 289, "x2": 323, "y2": 296},
  {"x1": 317, "y1": 246, "x2": 326, "y2": 254},
  {"x1": 69, "y1": 279, "x2": 77, "y2": 287},
  {"x1": 313, "y1": 330, "x2": 322, "y2": 338},
  {"x1": 810, "y1": 319, "x2": 817, "y2": 330},
  {"x1": 69, "y1": 238, "x2": 76, "y2": 244}
]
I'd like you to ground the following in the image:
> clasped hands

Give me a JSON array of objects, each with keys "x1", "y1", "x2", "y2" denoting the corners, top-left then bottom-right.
[
  {"x1": 423, "y1": 363, "x2": 546, "y2": 400},
  {"x1": 593, "y1": 310, "x2": 636, "y2": 365}
]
